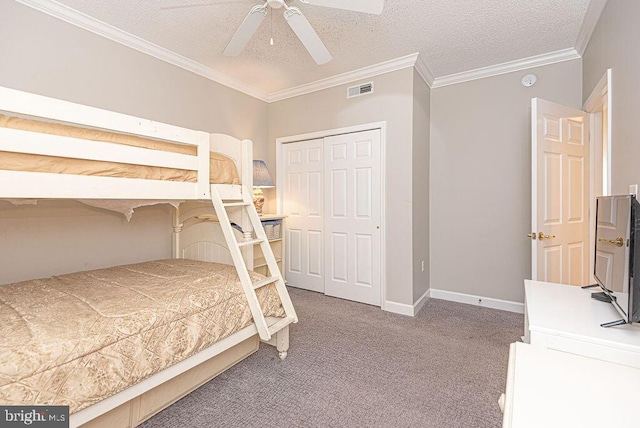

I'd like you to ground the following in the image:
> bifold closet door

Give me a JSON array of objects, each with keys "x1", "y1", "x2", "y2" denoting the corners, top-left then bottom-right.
[
  {"x1": 282, "y1": 138, "x2": 325, "y2": 293},
  {"x1": 324, "y1": 129, "x2": 381, "y2": 306}
]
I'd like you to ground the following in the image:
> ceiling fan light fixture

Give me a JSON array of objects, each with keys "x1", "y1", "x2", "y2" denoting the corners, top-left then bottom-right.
[{"x1": 267, "y1": 0, "x2": 285, "y2": 9}]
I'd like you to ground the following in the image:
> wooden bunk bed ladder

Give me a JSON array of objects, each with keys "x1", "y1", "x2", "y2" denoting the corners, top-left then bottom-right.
[{"x1": 210, "y1": 185, "x2": 298, "y2": 341}]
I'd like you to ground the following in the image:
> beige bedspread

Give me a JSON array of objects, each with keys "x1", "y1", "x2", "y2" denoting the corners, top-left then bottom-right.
[
  {"x1": 0, "y1": 259, "x2": 284, "y2": 413},
  {"x1": 0, "y1": 114, "x2": 240, "y2": 184}
]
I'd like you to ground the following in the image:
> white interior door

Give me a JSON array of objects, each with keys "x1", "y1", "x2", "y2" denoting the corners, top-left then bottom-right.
[
  {"x1": 531, "y1": 98, "x2": 589, "y2": 285},
  {"x1": 324, "y1": 129, "x2": 381, "y2": 305},
  {"x1": 282, "y1": 139, "x2": 324, "y2": 292}
]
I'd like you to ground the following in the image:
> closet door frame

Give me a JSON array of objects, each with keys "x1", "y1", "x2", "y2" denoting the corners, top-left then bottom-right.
[{"x1": 276, "y1": 121, "x2": 387, "y2": 309}]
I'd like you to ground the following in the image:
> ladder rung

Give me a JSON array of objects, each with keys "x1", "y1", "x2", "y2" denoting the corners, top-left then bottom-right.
[
  {"x1": 252, "y1": 276, "x2": 279, "y2": 290},
  {"x1": 223, "y1": 202, "x2": 251, "y2": 207},
  {"x1": 268, "y1": 316, "x2": 296, "y2": 335},
  {"x1": 237, "y1": 238, "x2": 265, "y2": 247}
]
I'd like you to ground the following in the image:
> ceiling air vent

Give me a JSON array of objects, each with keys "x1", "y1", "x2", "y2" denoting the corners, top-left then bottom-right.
[{"x1": 347, "y1": 82, "x2": 374, "y2": 99}]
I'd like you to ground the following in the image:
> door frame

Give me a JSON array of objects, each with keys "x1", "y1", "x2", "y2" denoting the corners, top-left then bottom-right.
[
  {"x1": 584, "y1": 69, "x2": 613, "y2": 283},
  {"x1": 275, "y1": 121, "x2": 387, "y2": 309}
]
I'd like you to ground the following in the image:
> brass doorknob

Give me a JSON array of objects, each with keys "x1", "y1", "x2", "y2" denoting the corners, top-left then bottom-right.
[
  {"x1": 527, "y1": 232, "x2": 537, "y2": 240},
  {"x1": 598, "y1": 237, "x2": 624, "y2": 247},
  {"x1": 538, "y1": 232, "x2": 556, "y2": 240}
]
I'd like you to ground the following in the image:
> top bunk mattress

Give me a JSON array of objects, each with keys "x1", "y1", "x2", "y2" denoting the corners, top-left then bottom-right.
[
  {"x1": 0, "y1": 114, "x2": 239, "y2": 185},
  {"x1": 0, "y1": 259, "x2": 284, "y2": 413}
]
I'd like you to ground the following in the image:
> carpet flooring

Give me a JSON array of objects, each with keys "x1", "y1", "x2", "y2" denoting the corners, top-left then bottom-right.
[{"x1": 141, "y1": 288, "x2": 523, "y2": 428}]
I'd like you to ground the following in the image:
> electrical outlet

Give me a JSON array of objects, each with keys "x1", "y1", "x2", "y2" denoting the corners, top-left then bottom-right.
[
  {"x1": 421, "y1": 261, "x2": 425, "y2": 272},
  {"x1": 629, "y1": 184, "x2": 638, "y2": 197}
]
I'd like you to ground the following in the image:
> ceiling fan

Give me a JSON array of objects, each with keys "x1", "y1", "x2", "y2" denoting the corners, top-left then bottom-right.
[{"x1": 223, "y1": 0, "x2": 385, "y2": 65}]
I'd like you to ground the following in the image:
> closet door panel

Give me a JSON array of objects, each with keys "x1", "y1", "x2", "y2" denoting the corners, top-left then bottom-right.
[
  {"x1": 282, "y1": 138, "x2": 325, "y2": 292},
  {"x1": 324, "y1": 129, "x2": 382, "y2": 306}
]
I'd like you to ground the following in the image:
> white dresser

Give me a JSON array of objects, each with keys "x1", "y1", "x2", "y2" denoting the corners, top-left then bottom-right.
[
  {"x1": 502, "y1": 342, "x2": 640, "y2": 428},
  {"x1": 524, "y1": 279, "x2": 640, "y2": 368},
  {"x1": 500, "y1": 280, "x2": 640, "y2": 427}
]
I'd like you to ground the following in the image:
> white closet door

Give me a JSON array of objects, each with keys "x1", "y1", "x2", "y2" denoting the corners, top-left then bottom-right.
[
  {"x1": 324, "y1": 129, "x2": 381, "y2": 306},
  {"x1": 282, "y1": 139, "x2": 325, "y2": 292}
]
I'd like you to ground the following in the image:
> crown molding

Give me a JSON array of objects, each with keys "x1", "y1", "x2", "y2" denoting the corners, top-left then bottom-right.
[
  {"x1": 15, "y1": 0, "x2": 270, "y2": 102},
  {"x1": 575, "y1": 0, "x2": 608, "y2": 55},
  {"x1": 414, "y1": 55, "x2": 435, "y2": 88},
  {"x1": 267, "y1": 53, "x2": 420, "y2": 102},
  {"x1": 431, "y1": 48, "x2": 581, "y2": 89}
]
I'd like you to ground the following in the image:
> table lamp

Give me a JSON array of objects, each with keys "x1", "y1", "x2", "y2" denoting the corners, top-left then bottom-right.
[{"x1": 253, "y1": 160, "x2": 274, "y2": 215}]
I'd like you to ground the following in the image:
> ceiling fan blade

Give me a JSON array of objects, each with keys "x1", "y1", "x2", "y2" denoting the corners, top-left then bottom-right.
[
  {"x1": 223, "y1": 5, "x2": 268, "y2": 57},
  {"x1": 302, "y1": 0, "x2": 384, "y2": 15},
  {"x1": 284, "y1": 7, "x2": 332, "y2": 65}
]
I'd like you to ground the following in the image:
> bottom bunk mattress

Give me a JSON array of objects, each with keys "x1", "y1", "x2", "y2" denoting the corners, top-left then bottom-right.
[{"x1": 0, "y1": 259, "x2": 285, "y2": 413}]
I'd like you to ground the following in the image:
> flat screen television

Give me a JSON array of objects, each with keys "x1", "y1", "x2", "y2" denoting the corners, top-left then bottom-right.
[{"x1": 592, "y1": 195, "x2": 640, "y2": 327}]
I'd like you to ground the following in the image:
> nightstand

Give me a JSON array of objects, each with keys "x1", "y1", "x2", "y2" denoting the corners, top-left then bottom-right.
[{"x1": 253, "y1": 214, "x2": 286, "y2": 281}]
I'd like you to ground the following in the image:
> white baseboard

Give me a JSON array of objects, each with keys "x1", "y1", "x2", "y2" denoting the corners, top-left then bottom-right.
[
  {"x1": 384, "y1": 289, "x2": 431, "y2": 317},
  {"x1": 430, "y1": 289, "x2": 524, "y2": 314},
  {"x1": 413, "y1": 289, "x2": 430, "y2": 315},
  {"x1": 384, "y1": 300, "x2": 413, "y2": 316}
]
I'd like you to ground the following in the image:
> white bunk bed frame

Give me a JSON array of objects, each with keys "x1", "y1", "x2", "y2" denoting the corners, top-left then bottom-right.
[{"x1": 0, "y1": 86, "x2": 296, "y2": 427}]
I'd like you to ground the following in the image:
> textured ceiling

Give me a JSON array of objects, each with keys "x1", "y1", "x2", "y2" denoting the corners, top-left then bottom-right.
[{"x1": 52, "y1": 0, "x2": 592, "y2": 94}]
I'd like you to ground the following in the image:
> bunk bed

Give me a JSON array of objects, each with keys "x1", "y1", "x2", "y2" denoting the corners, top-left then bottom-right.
[{"x1": 0, "y1": 86, "x2": 297, "y2": 427}]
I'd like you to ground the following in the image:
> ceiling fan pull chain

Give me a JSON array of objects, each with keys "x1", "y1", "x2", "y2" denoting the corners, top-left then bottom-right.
[{"x1": 270, "y1": 8, "x2": 274, "y2": 46}]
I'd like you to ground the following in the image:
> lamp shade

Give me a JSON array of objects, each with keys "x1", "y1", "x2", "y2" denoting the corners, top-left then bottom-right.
[{"x1": 253, "y1": 160, "x2": 275, "y2": 188}]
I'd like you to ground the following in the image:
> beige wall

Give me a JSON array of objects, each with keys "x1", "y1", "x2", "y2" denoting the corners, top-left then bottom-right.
[
  {"x1": 583, "y1": 0, "x2": 640, "y2": 195},
  {"x1": 268, "y1": 68, "x2": 417, "y2": 305},
  {"x1": 412, "y1": 69, "x2": 431, "y2": 302},
  {"x1": 0, "y1": 202, "x2": 172, "y2": 285},
  {"x1": 430, "y1": 59, "x2": 583, "y2": 303},
  {"x1": 0, "y1": 2, "x2": 268, "y2": 146},
  {"x1": 0, "y1": 2, "x2": 268, "y2": 284}
]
